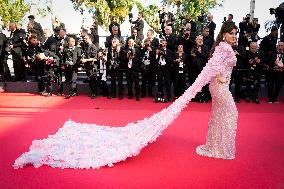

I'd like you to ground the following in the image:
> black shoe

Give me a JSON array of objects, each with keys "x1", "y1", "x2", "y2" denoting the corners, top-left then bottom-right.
[
  {"x1": 164, "y1": 97, "x2": 171, "y2": 103},
  {"x1": 57, "y1": 92, "x2": 63, "y2": 96},
  {"x1": 119, "y1": 95, "x2": 123, "y2": 100},
  {"x1": 253, "y1": 98, "x2": 260, "y2": 104},
  {"x1": 38, "y1": 90, "x2": 45, "y2": 95},
  {"x1": 90, "y1": 94, "x2": 96, "y2": 99},
  {"x1": 46, "y1": 92, "x2": 52, "y2": 97},
  {"x1": 136, "y1": 96, "x2": 140, "y2": 101},
  {"x1": 235, "y1": 98, "x2": 241, "y2": 103},
  {"x1": 65, "y1": 92, "x2": 78, "y2": 99},
  {"x1": 128, "y1": 95, "x2": 133, "y2": 99},
  {"x1": 246, "y1": 98, "x2": 251, "y2": 103}
]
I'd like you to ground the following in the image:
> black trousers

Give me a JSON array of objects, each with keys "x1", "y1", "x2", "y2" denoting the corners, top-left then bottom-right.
[
  {"x1": 233, "y1": 69, "x2": 249, "y2": 100},
  {"x1": 126, "y1": 69, "x2": 140, "y2": 97},
  {"x1": 35, "y1": 62, "x2": 45, "y2": 92},
  {"x1": 173, "y1": 71, "x2": 187, "y2": 97},
  {"x1": 141, "y1": 67, "x2": 155, "y2": 97},
  {"x1": 64, "y1": 66, "x2": 78, "y2": 93},
  {"x1": 0, "y1": 57, "x2": 11, "y2": 80},
  {"x1": 267, "y1": 70, "x2": 283, "y2": 102},
  {"x1": 88, "y1": 75, "x2": 109, "y2": 96},
  {"x1": 12, "y1": 52, "x2": 26, "y2": 81},
  {"x1": 109, "y1": 69, "x2": 124, "y2": 97},
  {"x1": 245, "y1": 70, "x2": 261, "y2": 100},
  {"x1": 45, "y1": 68, "x2": 59, "y2": 93},
  {"x1": 157, "y1": 66, "x2": 171, "y2": 98}
]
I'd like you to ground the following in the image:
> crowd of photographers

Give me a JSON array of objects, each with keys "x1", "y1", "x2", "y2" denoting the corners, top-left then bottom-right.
[{"x1": 0, "y1": 7, "x2": 284, "y2": 103}]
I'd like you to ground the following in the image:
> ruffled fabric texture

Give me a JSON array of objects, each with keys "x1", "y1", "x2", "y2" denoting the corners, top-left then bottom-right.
[{"x1": 13, "y1": 42, "x2": 236, "y2": 169}]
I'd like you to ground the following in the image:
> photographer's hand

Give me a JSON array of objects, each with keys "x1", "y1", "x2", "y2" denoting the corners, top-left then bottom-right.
[{"x1": 197, "y1": 47, "x2": 202, "y2": 53}]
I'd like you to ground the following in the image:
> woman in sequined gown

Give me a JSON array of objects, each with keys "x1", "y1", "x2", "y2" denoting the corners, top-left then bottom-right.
[
  {"x1": 14, "y1": 22, "x2": 238, "y2": 169},
  {"x1": 195, "y1": 23, "x2": 238, "y2": 159}
]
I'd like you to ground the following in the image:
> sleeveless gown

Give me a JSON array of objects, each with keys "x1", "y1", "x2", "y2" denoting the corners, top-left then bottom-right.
[{"x1": 13, "y1": 42, "x2": 238, "y2": 169}]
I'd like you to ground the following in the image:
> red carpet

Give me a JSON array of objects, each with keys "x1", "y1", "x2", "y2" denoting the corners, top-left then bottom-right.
[{"x1": 0, "y1": 93, "x2": 284, "y2": 189}]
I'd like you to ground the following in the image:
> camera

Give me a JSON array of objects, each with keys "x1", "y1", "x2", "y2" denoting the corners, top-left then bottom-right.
[
  {"x1": 159, "y1": 48, "x2": 166, "y2": 57},
  {"x1": 98, "y1": 47, "x2": 106, "y2": 57},
  {"x1": 129, "y1": 13, "x2": 133, "y2": 22},
  {"x1": 193, "y1": 46, "x2": 201, "y2": 54},
  {"x1": 128, "y1": 49, "x2": 135, "y2": 57},
  {"x1": 184, "y1": 32, "x2": 190, "y2": 39}
]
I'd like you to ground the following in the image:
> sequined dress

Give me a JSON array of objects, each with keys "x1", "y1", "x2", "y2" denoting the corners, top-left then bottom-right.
[{"x1": 13, "y1": 42, "x2": 237, "y2": 169}]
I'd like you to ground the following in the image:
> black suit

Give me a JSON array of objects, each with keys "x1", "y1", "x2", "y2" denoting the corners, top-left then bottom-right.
[
  {"x1": 105, "y1": 35, "x2": 125, "y2": 49},
  {"x1": 0, "y1": 33, "x2": 11, "y2": 80},
  {"x1": 232, "y1": 46, "x2": 248, "y2": 100},
  {"x1": 266, "y1": 50, "x2": 284, "y2": 102},
  {"x1": 26, "y1": 44, "x2": 45, "y2": 91},
  {"x1": 9, "y1": 29, "x2": 26, "y2": 81},
  {"x1": 206, "y1": 21, "x2": 216, "y2": 37},
  {"x1": 173, "y1": 53, "x2": 188, "y2": 97},
  {"x1": 62, "y1": 46, "x2": 82, "y2": 93},
  {"x1": 131, "y1": 19, "x2": 144, "y2": 39},
  {"x1": 108, "y1": 22, "x2": 121, "y2": 36},
  {"x1": 123, "y1": 47, "x2": 141, "y2": 99},
  {"x1": 154, "y1": 48, "x2": 174, "y2": 100},
  {"x1": 203, "y1": 35, "x2": 214, "y2": 52},
  {"x1": 43, "y1": 36, "x2": 57, "y2": 53},
  {"x1": 107, "y1": 47, "x2": 125, "y2": 98}
]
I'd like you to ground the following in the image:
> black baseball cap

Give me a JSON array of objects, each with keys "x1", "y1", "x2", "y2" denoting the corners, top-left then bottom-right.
[{"x1": 28, "y1": 15, "x2": 35, "y2": 19}]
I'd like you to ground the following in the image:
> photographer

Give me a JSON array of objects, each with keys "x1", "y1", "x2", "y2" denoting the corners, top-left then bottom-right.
[
  {"x1": 154, "y1": 39, "x2": 173, "y2": 102},
  {"x1": 173, "y1": 45, "x2": 188, "y2": 98},
  {"x1": 270, "y1": 3, "x2": 284, "y2": 41},
  {"x1": 52, "y1": 16, "x2": 65, "y2": 36},
  {"x1": 108, "y1": 16, "x2": 121, "y2": 36},
  {"x1": 123, "y1": 39, "x2": 141, "y2": 101},
  {"x1": 27, "y1": 15, "x2": 43, "y2": 43},
  {"x1": 183, "y1": 15, "x2": 197, "y2": 35},
  {"x1": 202, "y1": 26, "x2": 215, "y2": 51},
  {"x1": 25, "y1": 35, "x2": 45, "y2": 93},
  {"x1": 77, "y1": 28, "x2": 89, "y2": 53},
  {"x1": 129, "y1": 12, "x2": 144, "y2": 40},
  {"x1": 189, "y1": 35, "x2": 210, "y2": 102},
  {"x1": 126, "y1": 28, "x2": 143, "y2": 48},
  {"x1": 260, "y1": 26, "x2": 278, "y2": 58},
  {"x1": 42, "y1": 29, "x2": 57, "y2": 53},
  {"x1": 266, "y1": 41, "x2": 284, "y2": 103},
  {"x1": 176, "y1": 29, "x2": 194, "y2": 57},
  {"x1": 206, "y1": 14, "x2": 216, "y2": 37},
  {"x1": 105, "y1": 26, "x2": 125, "y2": 49},
  {"x1": 232, "y1": 42, "x2": 248, "y2": 103},
  {"x1": 145, "y1": 29, "x2": 160, "y2": 52},
  {"x1": 62, "y1": 37, "x2": 82, "y2": 99},
  {"x1": 189, "y1": 35, "x2": 209, "y2": 85},
  {"x1": 238, "y1": 28, "x2": 258, "y2": 50},
  {"x1": 56, "y1": 28, "x2": 70, "y2": 95},
  {"x1": 159, "y1": 6, "x2": 175, "y2": 37},
  {"x1": 80, "y1": 34, "x2": 98, "y2": 99},
  {"x1": 245, "y1": 42, "x2": 265, "y2": 104},
  {"x1": 0, "y1": 30, "x2": 11, "y2": 81},
  {"x1": 140, "y1": 39, "x2": 155, "y2": 98},
  {"x1": 35, "y1": 51, "x2": 60, "y2": 97},
  {"x1": 107, "y1": 38, "x2": 124, "y2": 99},
  {"x1": 239, "y1": 14, "x2": 253, "y2": 38},
  {"x1": 8, "y1": 22, "x2": 26, "y2": 81}
]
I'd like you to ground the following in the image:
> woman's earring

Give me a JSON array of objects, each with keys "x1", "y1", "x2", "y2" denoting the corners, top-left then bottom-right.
[{"x1": 223, "y1": 36, "x2": 225, "y2": 41}]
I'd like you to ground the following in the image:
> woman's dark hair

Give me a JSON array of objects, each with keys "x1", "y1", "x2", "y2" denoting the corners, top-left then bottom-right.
[{"x1": 210, "y1": 21, "x2": 238, "y2": 55}]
